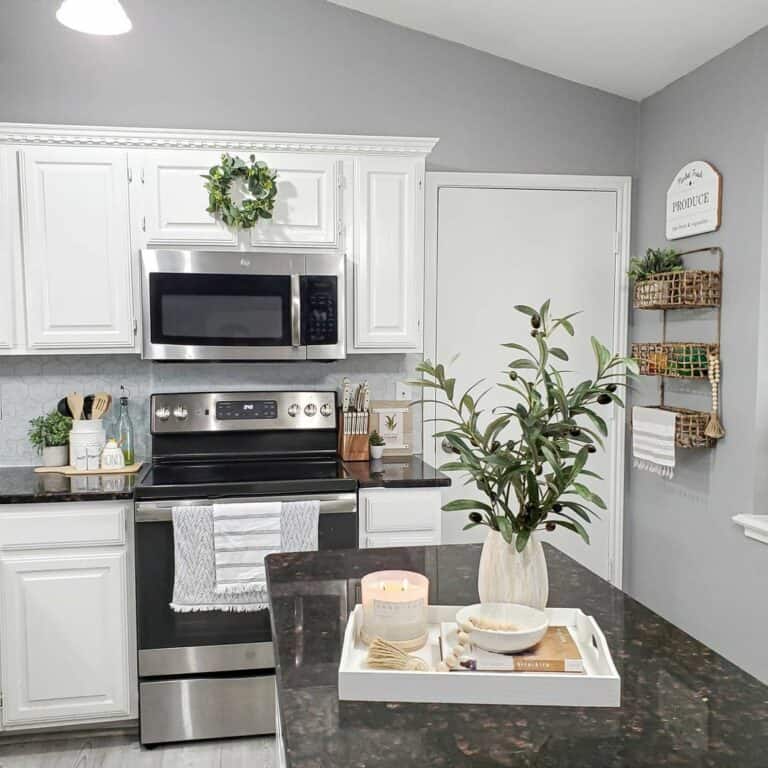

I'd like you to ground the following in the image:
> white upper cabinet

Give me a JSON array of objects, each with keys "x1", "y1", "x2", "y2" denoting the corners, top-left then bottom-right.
[
  {"x1": 139, "y1": 150, "x2": 341, "y2": 251},
  {"x1": 0, "y1": 150, "x2": 21, "y2": 352},
  {"x1": 19, "y1": 148, "x2": 135, "y2": 350},
  {"x1": 141, "y1": 150, "x2": 238, "y2": 248},
  {"x1": 351, "y1": 156, "x2": 425, "y2": 352}
]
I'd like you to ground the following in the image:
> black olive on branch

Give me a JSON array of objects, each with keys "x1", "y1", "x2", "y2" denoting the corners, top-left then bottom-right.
[
  {"x1": 597, "y1": 393, "x2": 612, "y2": 405},
  {"x1": 606, "y1": 383, "x2": 618, "y2": 392},
  {"x1": 569, "y1": 427, "x2": 581, "y2": 437},
  {"x1": 509, "y1": 371, "x2": 518, "y2": 381},
  {"x1": 587, "y1": 444, "x2": 597, "y2": 454},
  {"x1": 545, "y1": 522, "x2": 556, "y2": 532},
  {"x1": 531, "y1": 313, "x2": 541, "y2": 329},
  {"x1": 553, "y1": 503, "x2": 562, "y2": 512},
  {"x1": 468, "y1": 512, "x2": 483, "y2": 524}
]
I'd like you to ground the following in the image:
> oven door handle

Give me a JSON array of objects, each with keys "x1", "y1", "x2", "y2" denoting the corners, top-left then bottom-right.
[
  {"x1": 291, "y1": 274, "x2": 301, "y2": 348},
  {"x1": 135, "y1": 493, "x2": 357, "y2": 523}
]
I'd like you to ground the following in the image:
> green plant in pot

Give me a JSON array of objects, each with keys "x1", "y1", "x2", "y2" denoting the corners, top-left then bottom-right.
[
  {"x1": 369, "y1": 429, "x2": 386, "y2": 460},
  {"x1": 629, "y1": 248, "x2": 683, "y2": 306},
  {"x1": 411, "y1": 301, "x2": 637, "y2": 608},
  {"x1": 28, "y1": 410, "x2": 72, "y2": 467}
]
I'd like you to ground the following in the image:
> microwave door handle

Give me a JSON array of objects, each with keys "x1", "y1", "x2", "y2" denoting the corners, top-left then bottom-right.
[{"x1": 291, "y1": 274, "x2": 301, "y2": 348}]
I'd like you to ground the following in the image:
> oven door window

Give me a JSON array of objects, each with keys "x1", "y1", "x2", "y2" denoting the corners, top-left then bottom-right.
[{"x1": 149, "y1": 273, "x2": 292, "y2": 346}]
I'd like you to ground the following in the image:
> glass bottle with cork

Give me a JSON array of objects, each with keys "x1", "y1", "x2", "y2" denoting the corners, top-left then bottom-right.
[{"x1": 117, "y1": 385, "x2": 135, "y2": 465}]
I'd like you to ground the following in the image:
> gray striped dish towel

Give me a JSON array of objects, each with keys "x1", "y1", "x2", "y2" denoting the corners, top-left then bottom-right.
[
  {"x1": 213, "y1": 500, "x2": 320, "y2": 597},
  {"x1": 632, "y1": 406, "x2": 676, "y2": 479},
  {"x1": 170, "y1": 505, "x2": 270, "y2": 613},
  {"x1": 170, "y1": 500, "x2": 320, "y2": 613}
]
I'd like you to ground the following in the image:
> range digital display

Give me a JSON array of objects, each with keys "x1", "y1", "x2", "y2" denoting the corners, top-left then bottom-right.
[{"x1": 215, "y1": 400, "x2": 278, "y2": 421}]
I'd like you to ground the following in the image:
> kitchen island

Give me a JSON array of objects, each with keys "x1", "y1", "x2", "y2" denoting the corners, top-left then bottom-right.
[{"x1": 266, "y1": 543, "x2": 768, "y2": 767}]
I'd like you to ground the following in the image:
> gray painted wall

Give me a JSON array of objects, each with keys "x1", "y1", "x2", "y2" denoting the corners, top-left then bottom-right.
[
  {"x1": 0, "y1": 0, "x2": 636, "y2": 174},
  {"x1": 628, "y1": 26, "x2": 768, "y2": 684}
]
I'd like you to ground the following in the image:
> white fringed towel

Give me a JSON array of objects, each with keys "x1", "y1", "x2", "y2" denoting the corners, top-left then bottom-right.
[
  {"x1": 213, "y1": 499, "x2": 320, "y2": 596},
  {"x1": 213, "y1": 502, "x2": 282, "y2": 596},
  {"x1": 632, "y1": 406, "x2": 676, "y2": 479},
  {"x1": 170, "y1": 505, "x2": 270, "y2": 613}
]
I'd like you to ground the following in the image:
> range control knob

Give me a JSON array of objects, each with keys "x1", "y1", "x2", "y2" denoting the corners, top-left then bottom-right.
[
  {"x1": 304, "y1": 403, "x2": 317, "y2": 417},
  {"x1": 155, "y1": 406, "x2": 170, "y2": 422},
  {"x1": 320, "y1": 402, "x2": 333, "y2": 417},
  {"x1": 287, "y1": 403, "x2": 300, "y2": 418},
  {"x1": 173, "y1": 405, "x2": 188, "y2": 421}
]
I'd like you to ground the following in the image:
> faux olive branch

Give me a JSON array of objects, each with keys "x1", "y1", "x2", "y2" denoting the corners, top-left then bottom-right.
[{"x1": 409, "y1": 300, "x2": 638, "y2": 553}]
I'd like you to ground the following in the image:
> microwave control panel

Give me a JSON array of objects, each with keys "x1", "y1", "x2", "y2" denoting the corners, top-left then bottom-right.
[{"x1": 301, "y1": 275, "x2": 338, "y2": 345}]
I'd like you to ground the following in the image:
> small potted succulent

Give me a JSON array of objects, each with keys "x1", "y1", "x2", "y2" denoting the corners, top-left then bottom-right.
[
  {"x1": 368, "y1": 430, "x2": 386, "y2": 460},
  {"x1": 28, "y1": 410, "x2": 72, "y2": 467}
]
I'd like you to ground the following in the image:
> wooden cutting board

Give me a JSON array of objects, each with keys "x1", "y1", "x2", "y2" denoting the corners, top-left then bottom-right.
[{"x1": 34, "y1": 462, "x2": 143, "y2": 476}]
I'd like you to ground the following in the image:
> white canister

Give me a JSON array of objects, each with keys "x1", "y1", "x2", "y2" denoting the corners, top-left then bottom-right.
[
  {"x1": 69, "y1": 429, "x2": 106, "y2": 468},
  {"x1": 100, "y1": 439, "x2": 126, "y2": 470}
]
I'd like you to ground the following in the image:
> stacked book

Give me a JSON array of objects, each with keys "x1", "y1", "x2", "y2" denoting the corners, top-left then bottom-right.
[{"x1": 440, "y1": 623, "x2": 584, "y2": 673}]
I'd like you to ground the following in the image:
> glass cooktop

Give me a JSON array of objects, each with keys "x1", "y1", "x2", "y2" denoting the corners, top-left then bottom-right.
[{"x1": 135, "y1": 458, "x2": 356, "y2": 500}]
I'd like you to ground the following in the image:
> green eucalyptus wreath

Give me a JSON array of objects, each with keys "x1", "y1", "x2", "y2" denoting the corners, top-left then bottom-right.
[{"x1": 202, "y1": 153, "x2": 278, "y2": 229}]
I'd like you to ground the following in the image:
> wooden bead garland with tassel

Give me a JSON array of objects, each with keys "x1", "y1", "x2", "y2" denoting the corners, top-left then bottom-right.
[
  {"x1": 366, "y1": 637, "x2": 429, "y2": 671},
  {"x1": 705, "y1": 353, "x2": 725, "y2": 439}
]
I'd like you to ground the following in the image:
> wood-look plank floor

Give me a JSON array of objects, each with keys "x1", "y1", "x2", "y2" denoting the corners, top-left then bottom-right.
[{"x1": 0, "y1": 735, "x2": 275, "y2": 768}]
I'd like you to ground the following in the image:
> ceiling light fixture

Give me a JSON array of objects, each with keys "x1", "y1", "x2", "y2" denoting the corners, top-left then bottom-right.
[{"x1": 56, "y1": 0, "x2": 132, "y2": 36}]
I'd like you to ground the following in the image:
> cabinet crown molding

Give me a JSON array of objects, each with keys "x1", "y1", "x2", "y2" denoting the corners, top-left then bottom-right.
[{"x1": 0, "y1": 123, "x2": 439, "y2": 156}]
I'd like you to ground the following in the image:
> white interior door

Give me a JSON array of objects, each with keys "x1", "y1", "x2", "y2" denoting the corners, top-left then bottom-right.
[{"x1": 425, "y1": 178, "x2": 629, "y2": 583}]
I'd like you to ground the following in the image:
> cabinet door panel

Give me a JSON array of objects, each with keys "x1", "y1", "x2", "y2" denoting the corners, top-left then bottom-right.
[
  {"x1": 0, "y1": 550, "x2": 131, "y2": 726},
  {"x1": 248, "y1": 155, "x2": 340, "y2": 249},
  {"x1": 0, "y1": 150, "x2": 19, "y2": 350},
  {"x1": 353, "y1": 157, "x2": 423, "y2": 351},
  {"x1": 19, "y1": 148, "x2": 134, "y2": 349},
  {"x1": 142, "y1": 151, "x2": 238, "y2": 248}
]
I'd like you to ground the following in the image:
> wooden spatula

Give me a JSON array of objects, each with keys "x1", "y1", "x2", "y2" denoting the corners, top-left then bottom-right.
[
  {"x1": 67, "y1": 392, "x2": 84, "y2": 421},
  {"x1": 91, "y1": 392, "x2": 112, "y2": 421}
]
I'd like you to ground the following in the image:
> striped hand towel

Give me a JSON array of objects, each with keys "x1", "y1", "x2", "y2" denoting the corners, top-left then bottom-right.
[
  {"x1": 170, "y1": 505, "x2": 270, "y2": 613},
  {"x1": 632, "y1": 406, "x2": 676, "y2": 479},
  {"x1": 213, "y1": 502, "x2": 282, "y2": 596}
]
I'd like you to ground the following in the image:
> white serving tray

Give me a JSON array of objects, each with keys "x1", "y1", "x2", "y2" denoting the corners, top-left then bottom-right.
[{"x1": 338, "y1": 605, "x2": 620, "y2": 707}]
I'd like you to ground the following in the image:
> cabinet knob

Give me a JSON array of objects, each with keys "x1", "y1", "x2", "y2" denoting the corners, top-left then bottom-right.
[
  {"x1": 173, "y1": 405, "x2": 188, "y2": 421},
  {"x1": 287, "y1": 403, "x2": 300, "y2": 417},
  {"x1": 304, "y1": 403, "x2": 317, "y2": 417},
  {"x1": 155, "y1": 407, "x2": 170, "y2": 421}
]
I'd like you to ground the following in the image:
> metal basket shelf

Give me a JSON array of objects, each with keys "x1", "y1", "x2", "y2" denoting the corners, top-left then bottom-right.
[
  {"x1": 631, "y1": 342, "x2": 719, "y2": 379},
  {"x1": 633, "y1": 269, "x2": 721, "y2": 310}
]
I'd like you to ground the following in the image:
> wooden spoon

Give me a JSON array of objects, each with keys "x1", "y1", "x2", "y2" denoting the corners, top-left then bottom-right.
[
  {"x1": 67, "y1": 392, "x2": 84, "y2": 421},
  {"x1": 91, "y1": 392, "x2": 112, "y2": 421}
]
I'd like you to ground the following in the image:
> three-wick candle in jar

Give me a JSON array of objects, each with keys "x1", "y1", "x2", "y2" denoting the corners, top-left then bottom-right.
[{"x1": 361, "y1": 570, "x2": 429, "y2": 651}]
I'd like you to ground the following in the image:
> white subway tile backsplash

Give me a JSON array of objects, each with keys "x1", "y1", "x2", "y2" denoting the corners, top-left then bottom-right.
[{"x1": 0, "y1": 354, "x2": 422, "y2": 465}]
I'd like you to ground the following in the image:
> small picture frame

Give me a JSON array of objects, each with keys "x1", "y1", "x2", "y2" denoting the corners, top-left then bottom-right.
[{"x1": 369, "y1": 400, "x2": 414, "y2": 457}]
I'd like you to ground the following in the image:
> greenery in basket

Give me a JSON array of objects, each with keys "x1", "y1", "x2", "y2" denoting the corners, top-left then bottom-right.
[
  {"x1": 28, "y1": 411, "x2": 72, "y2": 454},
  {"x1": 628, "y1": 248, "x2": 683, "y2": 282},
  {"x1": 410, "y1": 301, "x2": 638, "y2": 552},
  {"x1": 369, "y1": 430, "x2": 386, "y2": 447},
  {"x1": 201, "y1": 153, "x2": 278, "y2": 229}
]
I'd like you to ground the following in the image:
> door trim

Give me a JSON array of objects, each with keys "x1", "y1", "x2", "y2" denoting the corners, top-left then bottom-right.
[{"x1": 423, "y1": 172, "x2": 631, "y2": 588}]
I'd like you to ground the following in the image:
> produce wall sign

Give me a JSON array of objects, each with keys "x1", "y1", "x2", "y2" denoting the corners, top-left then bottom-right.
[{"x1": 666, "y1": 160, "x2": 722, "y2": 240}]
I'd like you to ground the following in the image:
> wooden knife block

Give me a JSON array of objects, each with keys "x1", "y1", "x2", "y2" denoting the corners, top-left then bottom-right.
[{"x1": 338, "y1": 415, "x2": 370, "y2": 462}]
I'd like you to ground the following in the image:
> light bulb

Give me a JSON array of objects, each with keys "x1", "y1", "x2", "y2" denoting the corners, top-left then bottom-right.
[{"x1": 56, "y1": 0, "x2": 132, "y2": 36}]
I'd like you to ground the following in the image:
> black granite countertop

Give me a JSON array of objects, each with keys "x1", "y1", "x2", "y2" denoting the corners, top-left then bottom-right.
[
  {"x1": 0, "y1": 465, "x2": 139, "y2": 504},
  {"x1": 342, "y1": 455, "x2": 450, "y2": 488},
  {"x1": 266, "y1": 544, "x2": 768, "y2": 768}
]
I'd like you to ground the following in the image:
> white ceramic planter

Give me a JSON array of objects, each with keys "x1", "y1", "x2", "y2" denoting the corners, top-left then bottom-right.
[
  {"x1": 369, "y1": 445, "x2": 385, "y2": 460},
  {"x1": 477, "y1": 529, "x2": 549, "y2": 609},
  {"x1": 41, "y1": 444, "x2": 68, "y2": 467}
]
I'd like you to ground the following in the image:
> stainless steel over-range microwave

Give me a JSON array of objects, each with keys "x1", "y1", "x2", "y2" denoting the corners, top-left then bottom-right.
[{"x1": 140, "y1": 250, "x2": 345, "y2": 361}]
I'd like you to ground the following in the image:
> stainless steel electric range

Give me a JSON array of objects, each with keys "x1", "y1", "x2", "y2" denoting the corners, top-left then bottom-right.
[{"x1": 134, "y1": 390, "x2": 357, "y2": 746}]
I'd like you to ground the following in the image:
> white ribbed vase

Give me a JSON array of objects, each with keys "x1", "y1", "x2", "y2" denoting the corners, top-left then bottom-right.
[{"x1": 477, "y1": 529, "x2": 549, "y2": 609}]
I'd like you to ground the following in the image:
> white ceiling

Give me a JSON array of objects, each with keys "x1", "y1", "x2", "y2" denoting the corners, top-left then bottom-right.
[{"x1": 329, "y1": 0, "x2": 768, "y2": 100}]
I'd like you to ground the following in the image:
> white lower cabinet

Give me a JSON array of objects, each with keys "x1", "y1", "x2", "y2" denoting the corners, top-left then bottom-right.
[
  {"x1": 359, "y1": 487, "x2": 442, "y2": 548},
  {"x1": 0, "y1": 502, "x2": 136, "y2": 729}
]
